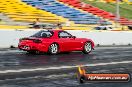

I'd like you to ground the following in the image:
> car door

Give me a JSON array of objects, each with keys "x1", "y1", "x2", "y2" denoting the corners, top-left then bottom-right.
[
  {"x1": 71, "y1": 38, "x2": 83, "y2": 50},
  {"x1": 58, "y1": 31, "x2": 81, "y2": 51},
  {"x1": 58, "y1": 31, "x2": 74, "y2": 51}
]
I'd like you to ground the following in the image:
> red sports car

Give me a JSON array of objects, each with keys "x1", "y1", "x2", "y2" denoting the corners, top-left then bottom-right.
[{"x1": 18, "y1": 30, "x2": 94, "y2": 54}]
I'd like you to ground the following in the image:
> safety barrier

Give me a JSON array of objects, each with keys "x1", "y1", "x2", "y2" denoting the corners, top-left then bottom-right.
[{"x1": 0, "y1": 29, "x2": 132, "y2": 48}]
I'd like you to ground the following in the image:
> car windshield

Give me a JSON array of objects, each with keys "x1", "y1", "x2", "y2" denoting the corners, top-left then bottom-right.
[{"x1": 31, "y1": 30, "x2": 53, "y2": 38}]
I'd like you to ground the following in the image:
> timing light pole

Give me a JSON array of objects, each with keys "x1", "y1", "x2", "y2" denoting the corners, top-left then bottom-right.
[{"x1": 115, "y1": 0, "x2": 120, "y2": 27}]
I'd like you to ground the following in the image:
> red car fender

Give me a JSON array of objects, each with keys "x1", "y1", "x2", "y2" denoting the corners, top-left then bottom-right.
[
  {"x1": 40, "y1": 39, "x2": 61, "y2": 52},
  {"x1": 48, "y1": 41, "x2": 64, "y2": 52}
]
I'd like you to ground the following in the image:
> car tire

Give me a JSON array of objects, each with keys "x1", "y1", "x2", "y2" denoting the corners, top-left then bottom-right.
[
  {"x1": 48, "y1": 43, "x2": 59, "y2": 55},
  {"x1": 82, "y1": 42, "x2": 92, "y2": 54}
]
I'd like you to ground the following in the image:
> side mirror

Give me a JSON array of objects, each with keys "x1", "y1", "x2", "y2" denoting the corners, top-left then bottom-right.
[{"x1": 72, "y1": 36, "x2": 76, "y2": 39}]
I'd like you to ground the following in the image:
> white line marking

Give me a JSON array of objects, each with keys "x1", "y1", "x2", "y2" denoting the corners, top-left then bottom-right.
[{"x1": 0, "y1": 61, "x2": 132, "y2": 74}]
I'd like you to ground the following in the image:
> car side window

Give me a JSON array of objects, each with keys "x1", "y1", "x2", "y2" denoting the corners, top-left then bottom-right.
[
  {"x1": 31, "y1": 31, "x2": 53, "y2": 38},
  {"x1": 41, "y1": 32, "x2": 52, "y2": 37},
  {"x1": 58, "y1": 31, "x2": 72, "y2": 38}
]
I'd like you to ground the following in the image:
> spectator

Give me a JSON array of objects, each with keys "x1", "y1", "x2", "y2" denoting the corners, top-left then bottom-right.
[
  {"x1": 81, "y1": 2, "x2": 86, "y2": 8},
  {"x1": 128, "y1": 25, "x2": 132, "y2": 30},
  {"x1": 99, "y1": 19, "x2": 107, "y2": 25},
  {"x1": 66, "y1": 21, "x2": 70, "y2": 27},
  {"x1": 33, "y1": 18, "x2": 41, "y2": 29},
  {"x1": 57, "y1": 23, "x2": 62, "y2": 29},
  {"x1": 98, "y1": 19, "x2": 104, "y2": 25}
]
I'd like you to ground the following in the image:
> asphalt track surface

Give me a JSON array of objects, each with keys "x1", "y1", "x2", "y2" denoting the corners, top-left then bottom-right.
[{"x1": 0, "y1": 46, "x2": 132, "y2": 87}]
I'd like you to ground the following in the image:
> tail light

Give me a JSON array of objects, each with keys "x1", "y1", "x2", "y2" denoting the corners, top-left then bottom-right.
[
  {"x1": 33, "y1": 39, "x2": 42, "y2": 43},
  {"x1": 19, "y1": 38, "x2": 42, "y2": 43},
  {"x1": 19, "y1": 38, "x2": 28, "y2": 42}
]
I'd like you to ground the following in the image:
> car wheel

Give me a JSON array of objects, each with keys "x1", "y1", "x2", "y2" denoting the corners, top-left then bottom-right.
[
  {"x1": 82, "y1": 42, "x2": 92, "y2": 54},
  {"x1": 48, "y1": 43, "x2": 59, "y2": 55}
]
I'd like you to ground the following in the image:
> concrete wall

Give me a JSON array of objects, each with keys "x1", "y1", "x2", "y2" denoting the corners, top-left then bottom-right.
[
  {"x1": 68, "y1": 30, "x2": 132, "y2": 46},
  {"x1": 0, "y1": 29, "x2": 132, "y2": 48}
]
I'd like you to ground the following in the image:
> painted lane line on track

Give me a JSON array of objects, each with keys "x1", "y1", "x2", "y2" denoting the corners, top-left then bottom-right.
[{"x1": 0, "y1": 61, "x2": 132, "y2": 74}]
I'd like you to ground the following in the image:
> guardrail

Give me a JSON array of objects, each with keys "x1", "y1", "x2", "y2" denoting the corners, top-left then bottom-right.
[{"x1": 0, "y1": 29, "x2": 132, "y2": 48}]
